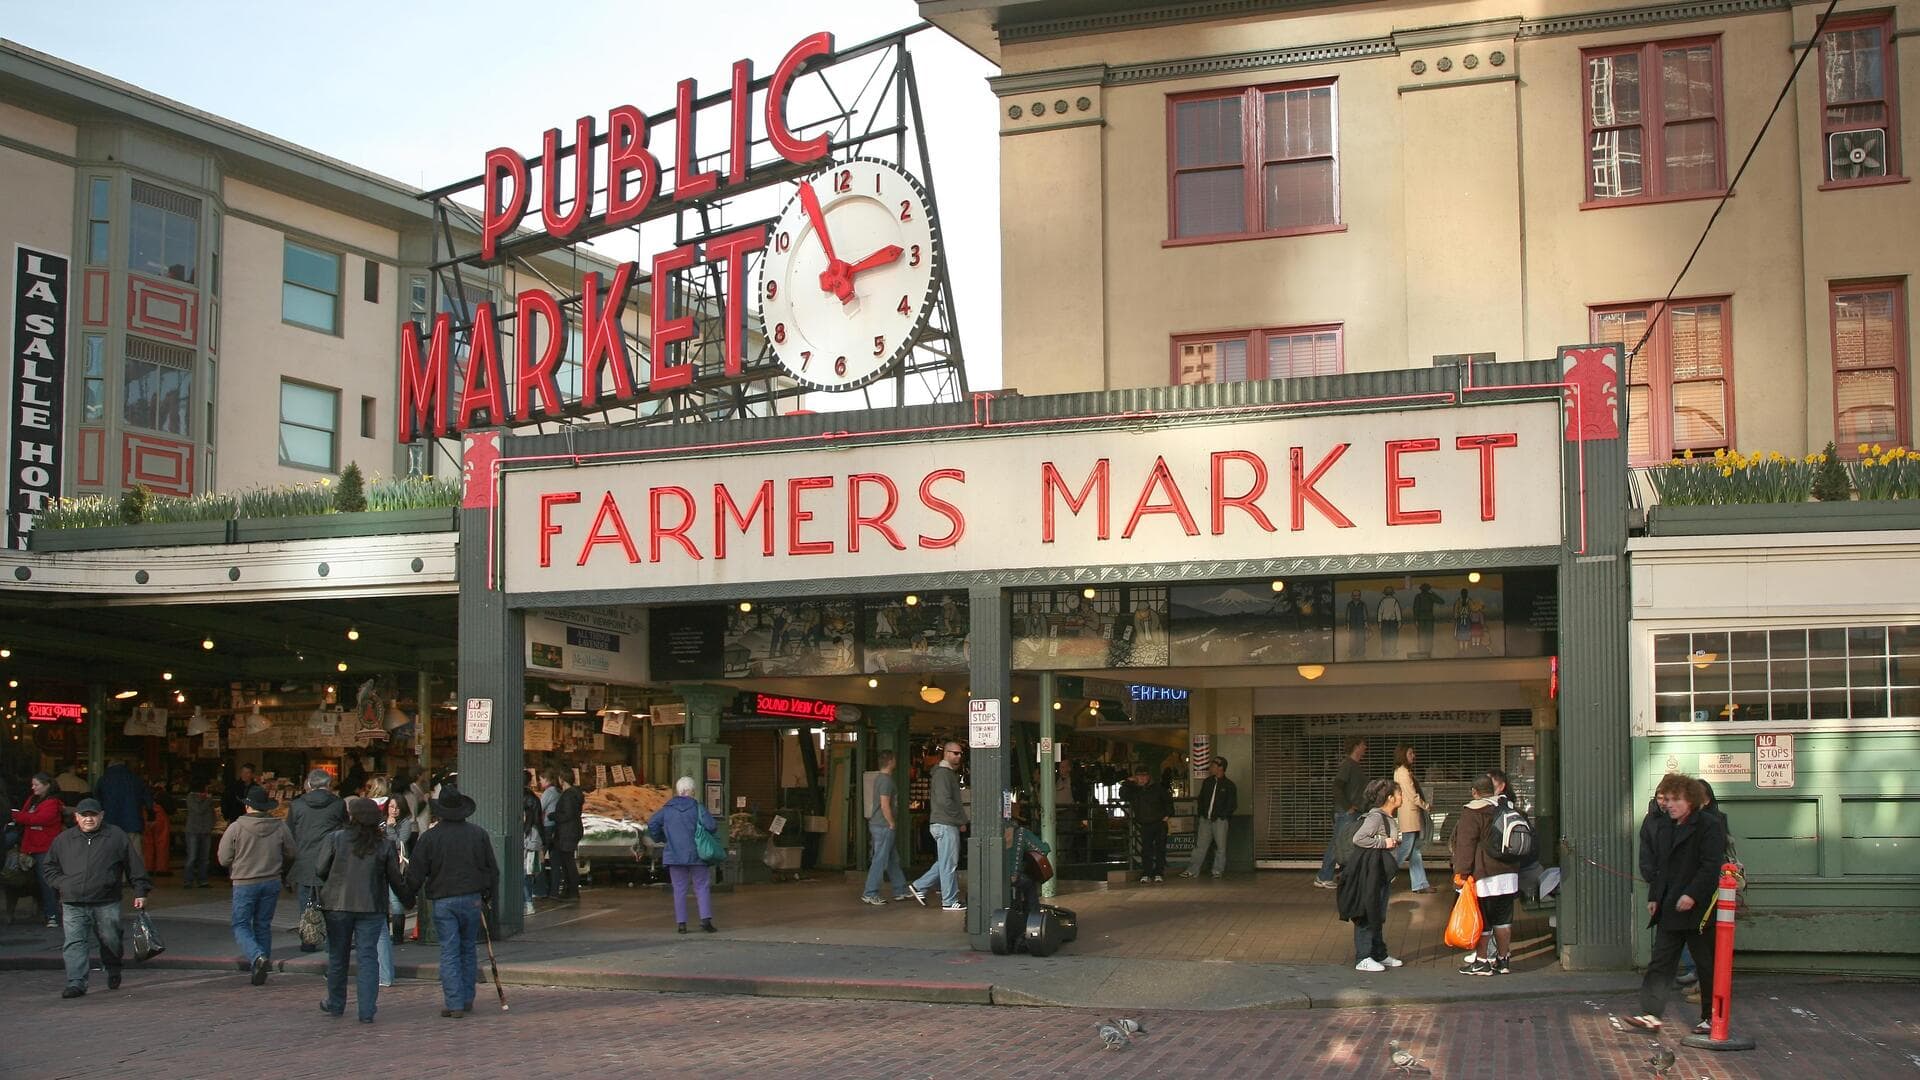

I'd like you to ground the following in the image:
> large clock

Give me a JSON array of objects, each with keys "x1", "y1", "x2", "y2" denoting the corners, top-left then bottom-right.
[{"x1": 757, "y1": 158, "x2": 941, "y2": 392}]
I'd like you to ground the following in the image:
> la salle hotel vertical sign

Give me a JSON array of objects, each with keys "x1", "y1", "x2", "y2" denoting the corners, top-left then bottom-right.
[{"x1": 8, "y1": 246, "x2": 67, "y2": 549}]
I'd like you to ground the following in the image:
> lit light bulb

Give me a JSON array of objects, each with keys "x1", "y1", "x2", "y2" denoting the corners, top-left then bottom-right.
[
  {"x1": 1052, "y1": 701, "x2": 1062, "y2": 711},
  {"x1": 337, "y1": 662, "x2": 349, "y2": 672},
  {"x1": 162, "y1": 672, "x2": 173, "y2": 681},
  {"x1": 173, "y1": 691, "x2": 186, "y2": 704},
  {"x1": 347, "y1": 627, "x2": 360, "y2": 641},
  {"x1": 904, "y1": 594, "x2": 919, "y2": 606},
  {"x1": 0, "y1": 647, "x2": 10, "y2": 658},
  {"x1": 1271, "y1": 580, "x2": 1285, "y2": 592},
  {"x1": 201, "y1": 639, "x2": 214, "y2": 650},
  {"x1": 866, "y1": 677, "x2": 879, "y2": 689},
  {"x1": 1467, "y1": 571, "x2": 1483, "y2": 584},
  {"x1": 5, "y1": 679, "x2": 15, "y2": 689},
  {"x1": 1082, "y1": 587, "x2": 1097, "y2": 599},
  {"x1": 738, "y1": 602, "x2": 752, "y2": 613},
  {"x1": 1011, "y1": 694, "x2": 1021, "y2": 704}
]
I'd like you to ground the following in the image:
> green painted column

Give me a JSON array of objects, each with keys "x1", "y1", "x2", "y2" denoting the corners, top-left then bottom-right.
[
  {"x1": 965, "y1": 585, "x2": 1011, "y2": 947},
  {"x1": 1554, "y1": 346, "x2": 1634, "y2": 970},
  {"x1": 86, "y1": 684, "x2": 104, "y2": 784},
  {"x1": 1037, "y1": 671, "x2": 1057, "y2": 899},
  {"x1": 670, "y1": 684, "x2": 733, "y2": 847},
  {"x1": 867, "y1": 706, "x2": 913, "y2": 867}
]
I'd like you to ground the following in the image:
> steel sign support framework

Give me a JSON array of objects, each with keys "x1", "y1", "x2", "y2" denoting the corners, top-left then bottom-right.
[{"x1": 414, "y1": 25, "x2": 967, "y2": 448}]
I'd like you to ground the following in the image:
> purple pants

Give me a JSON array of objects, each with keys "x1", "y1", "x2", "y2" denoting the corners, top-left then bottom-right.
[{"x1": 668, "y1": 863, "x2": 712, "y2": 924}]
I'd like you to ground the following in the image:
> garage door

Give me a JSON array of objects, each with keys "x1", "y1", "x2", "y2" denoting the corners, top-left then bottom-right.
[{"x1": 1251, "y1": 712, "x2": 1509, "y2": 866}]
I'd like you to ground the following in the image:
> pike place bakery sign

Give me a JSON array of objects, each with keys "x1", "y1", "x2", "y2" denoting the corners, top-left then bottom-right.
[{"x1": 500, "y1": 401, "x2": 1562, "y2": 594}]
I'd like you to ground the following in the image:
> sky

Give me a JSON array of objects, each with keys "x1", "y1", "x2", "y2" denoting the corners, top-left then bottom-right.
[{"x1": 3, "y1": 0, "x2": 1004, "y2": 397}]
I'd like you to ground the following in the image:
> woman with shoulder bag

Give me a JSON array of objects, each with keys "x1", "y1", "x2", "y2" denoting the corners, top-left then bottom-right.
[
  {"x1": 1391, "y1": 745, "x2": 1433, "y2": 893},
  {"x1": 646, "y1": 777, "x2": 720, "y2": 934},
  {"x1": 1338, "y1": 778, "x2": 1405, "y2": 973},
  {"x1": 314, "y1": 797, "x2": 413, "y2": 1023},
  {"x1": 10, "y1": 773, "x2": 65, "y2": 927},
  {"x1": 373, "y1": 788, "x2": 414, "y2": 988}
]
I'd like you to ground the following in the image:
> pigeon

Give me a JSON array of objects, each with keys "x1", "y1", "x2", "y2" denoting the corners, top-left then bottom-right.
[
  {"x1": 1095, "y1": 1021, "x2": 1131, "y2": 1051},
  {"x1": 1644, "y1": 1043, "x2": 1676, "y2": 1078},
  {"x1": 1388, "y1": 1040, "x2": 1425, "y2": 1074},
  {"x1": 1115, "y1": 1018, "x2": 1147, "y2": 1039}
]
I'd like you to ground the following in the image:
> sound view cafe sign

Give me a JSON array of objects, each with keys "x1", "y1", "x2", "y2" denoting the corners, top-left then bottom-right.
[
  {"x1": 398, "y1": 33, "x2": 837, "y2": 442},
  {"x1": 500, "y1": 400, "x2": 1564, "y2": 595}
]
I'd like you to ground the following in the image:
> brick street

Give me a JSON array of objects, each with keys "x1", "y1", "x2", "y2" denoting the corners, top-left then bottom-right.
[{"x1": 4, "y1": 966, "x2": 1914, "y2": 1079}]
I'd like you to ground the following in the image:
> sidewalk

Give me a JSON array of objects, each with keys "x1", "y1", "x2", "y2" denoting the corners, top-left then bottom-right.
[{"x1": 0, "y1": 873, "x2": 1662, "y2": 1011}]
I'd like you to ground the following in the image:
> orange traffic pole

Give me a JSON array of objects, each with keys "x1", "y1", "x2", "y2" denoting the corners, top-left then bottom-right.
[{"x1": 1682, "y1": 862, "x2": 1755, "y2": 1052}]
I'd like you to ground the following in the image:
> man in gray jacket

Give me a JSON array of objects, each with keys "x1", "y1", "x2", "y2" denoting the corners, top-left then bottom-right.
[
  {"x1": 218, "y1": 784, "x2": 296, "y2": 985},
  {"x1": 906, "y1": 742, "x2": 968, "y2": 911},
  {"x1": 43, "y1": 798, "x2": 151, "y2": 998},
  {"x1": 287, "y1": 769, "x2": 346, "y2": 952}
]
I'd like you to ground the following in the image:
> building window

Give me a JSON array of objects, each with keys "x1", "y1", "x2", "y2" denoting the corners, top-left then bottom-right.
[
  {"x1": 1653, "y1": 624, "x2": 1920, "y2": 726},
  {"x1": 1831, "y1": 281, "x2": 1908, "y2": 450},
  {"x1": 81, "y1": 334, "x2": 106, "y2": 421},
  {"x1": 363, "y1": 259, "x2": 380, "y2": 304},
  {"x1": 283, "y1": 240, "x2": 341, "y2": 333},
  {"x1": 123, "y1": 336, "x2": 193, "y2": 436},
  {"x1": 1172, "y1": 325, "x2": 1343, "y2": 385},
  {"x1": 129, "y1": 180, "x2": 199, "y2": 283},
  {"x1": 279, "y1": 380, "x2": 338, "y2": 471},
  {"x1": 1819, "y1": 13, "x2": 1902, "y2": 183},
  {"x1": 361, "y1": 395, "x2": 377, "y2": 439},
  {"x1": 1591, "y1": 299, "x2": 1732, "y2": 464},
  {"x1": 1168, "y1": 80, "x2": 1338, "y2": 242},
  {"x1": 1583, "y1": 38, "x2": 1723, "y2": 203},
  {"x1": 86, "y1": 178, "x2": 110, "y2": 265}
]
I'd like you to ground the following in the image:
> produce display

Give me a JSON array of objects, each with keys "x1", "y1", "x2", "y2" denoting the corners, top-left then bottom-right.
[
  {"x1": 582, "y1": 783, "x2": 673, "y2": 823},
  {"x1": 580, "y1": 815, "x2": 647, "y2": 846}
]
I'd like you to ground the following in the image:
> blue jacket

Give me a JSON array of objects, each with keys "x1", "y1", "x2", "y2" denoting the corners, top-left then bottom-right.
[
  {"x1": 95, "y1": 764, "x2": 151, "y2": 835},
  {"x1": 647, "y1": 796, "x2": 718, "y2": 867}
]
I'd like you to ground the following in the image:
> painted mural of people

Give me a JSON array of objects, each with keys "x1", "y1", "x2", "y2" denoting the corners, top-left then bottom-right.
[
  {"x1": 1412, "y1": 583, "x2": 1440, "y2": 658},
  {"x1": 1345, "y1": 590, "x2": 1368, "y2": 656},
  {"x1": 1455, "y1": 588, "x2": 1473, "y2": 649},
  {"x1": 1378, "y1": 587, "x2": 1403, "y2": 658}
]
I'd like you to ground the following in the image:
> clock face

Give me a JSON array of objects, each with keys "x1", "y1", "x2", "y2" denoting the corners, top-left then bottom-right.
[{"x1": 757, "y1": 158, "x2": 941, "y2": 393}]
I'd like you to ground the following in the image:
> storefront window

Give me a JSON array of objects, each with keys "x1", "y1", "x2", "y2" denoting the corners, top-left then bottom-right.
[{"x1": 1653, "y1": 623, "x2": 1920, "y2": 724}]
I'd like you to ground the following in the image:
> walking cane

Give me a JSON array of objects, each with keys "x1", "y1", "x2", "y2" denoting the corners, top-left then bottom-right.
[{"x1": 478, "y1": 904, "x2": 509, "y2": 1011}]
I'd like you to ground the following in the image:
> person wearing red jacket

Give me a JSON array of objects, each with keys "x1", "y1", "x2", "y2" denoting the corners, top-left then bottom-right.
[{"x1": 11, "y1": 772, "x2": 65, "y2": 927}]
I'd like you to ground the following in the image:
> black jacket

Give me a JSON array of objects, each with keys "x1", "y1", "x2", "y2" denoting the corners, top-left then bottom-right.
[
  {"x1": 288, "y1": 789, "x2": 348, "y2": 886},
  {"x1": 222, "y1": 778, "x2": 249, "y2": 826},
  {"x1": 1196, "y1": 775, "x2": 1237, "y2": 820},
  {"x1": 1646, "y1": 810, "x2": 1727, "y2": 933},
  {"x1": 1126, "y1": 781, "x2": 1173, "y2": 824},
  {"x1": 1336, "y1": 819, "x2": 1397, "y2": 925},
  {"x1": 405, "y1": 820, "x2": 498, "y2": 901},
  {"x1": 315, "y1": 829, "x2": 412, "y2": 914},
  {"x1": 551, "y1": 786, "x2": 586, "y2": 851},
  {"x1": 44, "y1": 823, "x2": 151, "y2": 904},
  {"x1": 1637, "y1": 798, "x2": 1667, "y2": 883}
]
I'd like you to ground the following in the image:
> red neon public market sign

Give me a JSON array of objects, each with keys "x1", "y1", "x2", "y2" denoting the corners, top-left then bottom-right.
[{"x1": 399, "y1": 33, "x2": 834, "y2": 443}]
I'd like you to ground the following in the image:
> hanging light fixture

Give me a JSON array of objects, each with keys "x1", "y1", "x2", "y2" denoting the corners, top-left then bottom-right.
[
  {"x1": 200, "y1": 638, "x2": 214, "y2": 651},
  {"x1": 173, "y1": 690, "x2": 186, "y2": 704},
  {"x1": 918, "y1": 678, "x2": 946, "y2": 704},
  {"x1": 347, "y1": 627, "x2": 360, "y2": 641},
  {"x1": 114, "y1": 689, "x2": 139, "y2": 699},
  {"x1": 1011, "y1": 694, "x2": 1021, "y2": 704},
  {"x1": 1271, "y1": 580, "x2": 1286, "y2": 592},
  {"x1": 904, "y1": 594, "x2": 919, "y2": 607},
  {"x1": 866, "y1": 676, "x2": 879, "y2": 689},
  {"x1": 1297, "y1": 664, "x2": 1326, "y2": 681},
  {"x1": 162, "y1": 671, "x2": 174, "y2": 681},
  {"x1": 1052, "y1": 700, "x2": 1063, "y2": 711},
  {"x1": 337, "y1": 661, "x2": 349, "y2": 672}
]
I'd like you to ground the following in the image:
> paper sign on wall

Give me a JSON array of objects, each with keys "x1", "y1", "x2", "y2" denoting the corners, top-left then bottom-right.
[{"x1": 1697, "y1": 752, "x2": 1751, "y2": 783}]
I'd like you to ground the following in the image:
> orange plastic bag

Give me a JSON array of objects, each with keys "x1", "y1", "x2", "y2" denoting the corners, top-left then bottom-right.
[{"x1": 1444, "y1": 876, "x2": 1484, "y2": 949}]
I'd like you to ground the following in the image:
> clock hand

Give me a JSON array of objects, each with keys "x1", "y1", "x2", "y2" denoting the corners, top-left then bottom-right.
[
  {"x1": 798, "y1": 181, "x2": 852, "y2": 298},
  {"x1": 844, "y1": 245, "x2": 902, "y2": 276}
]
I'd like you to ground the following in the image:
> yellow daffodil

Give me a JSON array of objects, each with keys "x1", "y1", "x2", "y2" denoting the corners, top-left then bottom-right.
[
  {"x1": 1714, "y1": 448, "x2": 1728, "y2": 461},
  {"x1": 1683, "y1": 448, "x2": 1694, "y2": 460},
  {"x1": 1859, "y1": 444, "x2": 1872, "y2": 456},
  {"x1": 1720, "y1": 466, "x2": 1733, "y2": 477},
  {"x1": 1873, "y1": 444, "x2": 1884, "y2": 456}
]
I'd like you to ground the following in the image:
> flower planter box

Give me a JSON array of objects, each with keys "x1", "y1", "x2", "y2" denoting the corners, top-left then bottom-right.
[
  {"x1": 231, "y1": 507, "x2": 457, "y2": 542},
  {"x1": 1645, "y1": 500, "x2": 1920, "y2": 536},
  {"x1": 28, "y1": 520, "x2": 234, "y2": 552}
]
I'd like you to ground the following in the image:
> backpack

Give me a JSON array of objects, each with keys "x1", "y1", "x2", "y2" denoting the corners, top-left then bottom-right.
[
  {"x1": 1482, "y1": 801, "x2": 1537, "y2": 864},
  {"x1": 1332, "y1": 812, "x2": 1368, "y2": 872}
]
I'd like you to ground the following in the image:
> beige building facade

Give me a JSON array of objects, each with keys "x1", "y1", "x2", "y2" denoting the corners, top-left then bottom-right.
[{"x1": 931, "y1": 0, "x2": 1917, "y2": 464}]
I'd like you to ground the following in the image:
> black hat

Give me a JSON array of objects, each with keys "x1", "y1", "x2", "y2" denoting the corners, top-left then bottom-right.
[
  {"x1": 242, "y1": 785, "x2": 278, "y2": 813},
  {"x1": 431, "y1": 783, "x2": 476, "y2": 821},
  {"x1": 75, "y1": 798, "x2": 103, "y2": 814},
  {"x1": 345, "y1": 796, "x2": 382, "y2": 826}
]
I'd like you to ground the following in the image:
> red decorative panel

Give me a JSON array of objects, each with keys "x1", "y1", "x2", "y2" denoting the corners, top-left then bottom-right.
[
  {"x1": 77, "y1": 427, "x2": 106, "y2": 487},
  {"x1": 122, "y1": 433, "x2": 194, "y2": 496},
  {"x1": 127, "y1": 274, "x2": 198, "y2": 345},
  {"x1": 83, "y1": 269, "x2": 110, "y2": 326}
]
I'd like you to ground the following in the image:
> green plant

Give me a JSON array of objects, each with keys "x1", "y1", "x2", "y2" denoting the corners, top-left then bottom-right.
[
  {"x1": 1847, "y1": 444, "x2": 1920, "y2": 500},
  {"x1": 118, "y1": 484, "x2": 152, "y2": 524},
  {"x1": 236, "y1": 480, "x2": 335, "y2": 519},
  {"x1": 1811, "y1": 442, "x2": 1851, "y2": 501},
  {"x1": 34, "y1": 495, "x2": 120, "y2": 531},
  {"x1": 334, "y1": 462, "x2": 367, "y2": 513},
  {"x1": 368, "y1": 474, "x2": 461, "y2": 511},
  {"x1": 1645, "y1": 449, "x2": 1818, "y2": 506},
  {"x1": 144, "y1": 491, "x2": 237, "y2": 524}
]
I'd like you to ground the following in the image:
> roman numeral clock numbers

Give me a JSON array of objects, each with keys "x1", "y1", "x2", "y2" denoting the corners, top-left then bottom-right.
[{"x1": 755, "y1": 158, "x2": 941, "y2": 393}]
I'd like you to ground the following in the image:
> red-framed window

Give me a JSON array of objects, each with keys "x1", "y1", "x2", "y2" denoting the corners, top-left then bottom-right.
[
  {"x1": 1167, "y1": 79, "x2": 1340, "y2": 243},
  {"x1": 1818, "y1": 13, "x2": 1903, "y2": 185},
  {"x1": 1830, "y1": 281, "x2": 1909, "y2": 450},
  {"x1": 1171, "y1": 325, "x2": 1343, "y2": 385},
  {"x1": 1591, "y1": 298, "x2": 1735, "y2": 463},
  {"x1": 1582, "y1": 37, "x2": 1725, "y2": 205}
]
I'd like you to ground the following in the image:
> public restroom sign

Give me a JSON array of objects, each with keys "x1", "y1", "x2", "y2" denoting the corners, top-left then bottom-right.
[
  {"x1": 501, "y1": 401, "x2": 1563, "y2": 593},
  {"x1": 8, "y1": 246, "x2": 67, "y2": 549}
]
